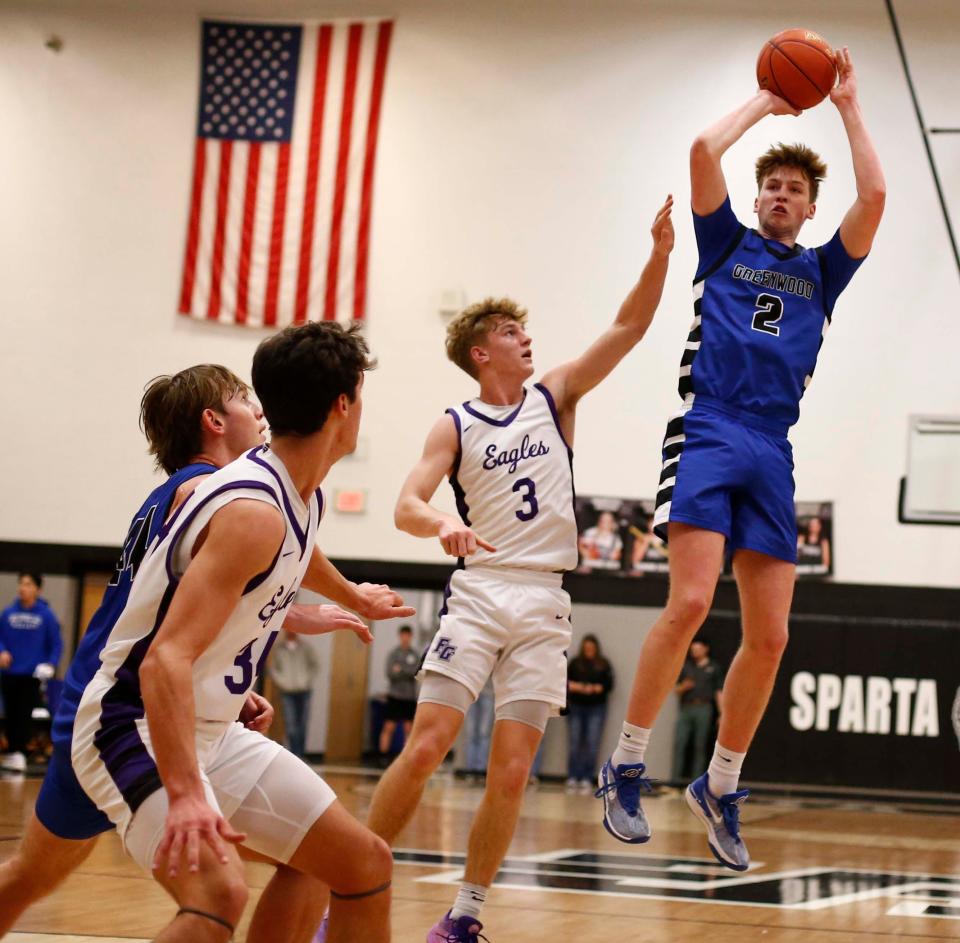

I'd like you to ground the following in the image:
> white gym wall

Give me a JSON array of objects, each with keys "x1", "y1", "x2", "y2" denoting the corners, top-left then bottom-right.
[{"x1": 0, "y1": 0, "x2": 958, "y2": 587}]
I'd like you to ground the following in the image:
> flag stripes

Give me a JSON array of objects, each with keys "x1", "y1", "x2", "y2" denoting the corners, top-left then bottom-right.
[{"x1": 178, "y1": 19, "x2": 393, "y2": 327}]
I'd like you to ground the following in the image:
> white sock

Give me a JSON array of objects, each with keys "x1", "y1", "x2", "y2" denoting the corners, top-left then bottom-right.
[
  {"x1": 707, "y1": 743, "x2": 746, "y2": 797},
  {"x1": 611, "y1": 722, "x2": 651, "y2": 769},
  {"x1": 450, "y1": 882, "x2": 487, "y2": 921}
]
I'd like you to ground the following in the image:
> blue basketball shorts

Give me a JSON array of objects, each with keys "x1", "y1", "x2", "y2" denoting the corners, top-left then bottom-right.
[
  {"x1": 34, "y1": 739, "x2": 114, "y2": 841},
  {"x1": 652, "y1": 403, "x2": 797, "y2": 563}
]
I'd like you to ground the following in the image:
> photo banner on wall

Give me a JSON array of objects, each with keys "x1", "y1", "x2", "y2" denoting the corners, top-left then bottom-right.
[
  {"x1": 178, "y1": 18, "x2": 393, "y2": 328},
  {"x1": 574, "y1": 496, "x2": 834, "y2": 578}
]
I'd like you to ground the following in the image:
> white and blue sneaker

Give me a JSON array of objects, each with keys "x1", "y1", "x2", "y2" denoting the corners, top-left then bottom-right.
[
  {"x1": 595, "y1": 759, "x2": 654, "y2": 843},
  {"x1": 685, "y1": 772, "x2": 750, "y2": 871}
]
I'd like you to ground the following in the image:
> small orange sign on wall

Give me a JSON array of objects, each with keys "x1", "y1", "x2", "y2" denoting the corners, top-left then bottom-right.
[{"x1": 334, "y1": 489, "x2": 367, "y2": 514}]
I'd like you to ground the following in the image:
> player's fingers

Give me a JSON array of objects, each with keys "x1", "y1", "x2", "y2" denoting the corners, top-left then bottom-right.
[
  {"x1": 391, "y1": 605, "x2": 417, "y2": 618},
  {"x1": 201, "y1": 828, "x2": 229, "y2": 868},
  {"x1": 352, "y1": 624, "x2": 375, "y2": 643},
  {"x1": 166, "y1": 830, "x2": 185, "y2": 877},
  {"x1": 477, "y1": 537, "x2": 497, "y2": 552},
  {"x1": 217, "y1": 817, "x2": 247, "y2": 847},
  {"x1": 187, "y1": 829, "x2": 202, "y2": 873},
  {"x1": 153, "y1": 830, "x2": 174, "y2": 871}
]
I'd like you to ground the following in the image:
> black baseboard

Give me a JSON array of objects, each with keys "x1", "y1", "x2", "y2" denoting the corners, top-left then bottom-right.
[{"x1": 1, "y1": 541, "x2": 958, "y2": 624}]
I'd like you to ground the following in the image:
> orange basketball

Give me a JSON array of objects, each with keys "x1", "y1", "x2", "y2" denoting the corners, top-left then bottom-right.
[{"x1": 757, "y1": 28, "x2": 837, "y2": 111}]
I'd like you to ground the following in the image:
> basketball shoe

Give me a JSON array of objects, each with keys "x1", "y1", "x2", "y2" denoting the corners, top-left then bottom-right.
[
  {"x1": 685, "y1": 772, "x2": 750, "y2": 871},
  {"x1": 595, "y1": 759, "x2": 653, "y2": 843},
  {"x1": 426, "y1": 911, "x2": 487, "y2": 942}
]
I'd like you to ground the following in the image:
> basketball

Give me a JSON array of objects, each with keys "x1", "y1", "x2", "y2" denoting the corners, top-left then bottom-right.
[{"x1": 757, "y1": 28, "x2": 837, "y2": 111}]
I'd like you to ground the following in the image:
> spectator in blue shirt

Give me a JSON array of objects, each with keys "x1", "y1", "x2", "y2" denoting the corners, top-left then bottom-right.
[{"x1": 0, "y1": 573, "x2": 63, "y2": 770}]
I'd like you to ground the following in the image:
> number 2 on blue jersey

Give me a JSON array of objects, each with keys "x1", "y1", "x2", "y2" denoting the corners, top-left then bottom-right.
[
  {"x1": 513, "y1": 477, "x2": 539, "y2": 521},
  {"x1": 752, "y1": 293, "x2": 783, "y2": 336}
]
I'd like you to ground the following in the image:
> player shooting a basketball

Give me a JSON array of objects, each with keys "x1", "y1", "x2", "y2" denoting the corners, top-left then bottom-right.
[{"x1": 598, "y1": 44, "x2": 884, "y2": 870}]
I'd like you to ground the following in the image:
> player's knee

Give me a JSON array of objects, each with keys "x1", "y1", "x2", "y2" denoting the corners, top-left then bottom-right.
[
  {"x1": 487, "y1": 753, "x2": 530, "y2": 800},
  {"x1": 0, "y1": 855, "x2": 29, "y2": 900},
  {"x1": 746, "y1": 626, "x2": 789, "y2": 661},
  {"x1": 332, "y1": 832, "x2": 392, "y2": 894},
  {"x1": 666, "y1": 589, "x2": 712, "y2": 632},
  {"x1": 366, "y1": 834, "x2": 393, "y2": 884},
  {"x1": 0, "y1": 850, "x2": 56, "y2": 901},
  {"x1": 192, "y1": 866, "x2": 249, "y2": 924},
  {"x1": 403, "y1": 729, "x2": 448, "y2": 777}
]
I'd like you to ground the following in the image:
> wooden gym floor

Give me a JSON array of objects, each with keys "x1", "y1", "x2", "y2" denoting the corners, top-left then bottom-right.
[{"x1": 2, "y1": 766, "x2": 959, "y2": 942}]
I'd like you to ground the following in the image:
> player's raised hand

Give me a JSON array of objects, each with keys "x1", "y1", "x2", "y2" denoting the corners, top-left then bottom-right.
[
  {"x1": 651, "y1": 195, "x2": 675, "y2": 257},
  {"x1": 292, "y1": 604, "x2": 374, "y2": 643},
  {"x1": 829, "y1": 46, "x2": 858, "y2": 108},
  {"x1": 758, "y1": 88, "x2": 801, "y2": 118},
  {"x1": 153, "y1": 794, "x2": 246, "y2": 878},
  {"x1": 354, "y1": 582, "x2": 417, "y2": 621},
  {"x1": 240, "y1": 691, "x2": 274, "y2": 732},
  {"x1": 437, "y1": 518, "x2": 496, "y2": 558}
]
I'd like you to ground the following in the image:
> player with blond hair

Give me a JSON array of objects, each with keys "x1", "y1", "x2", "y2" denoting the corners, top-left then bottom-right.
[{"x1": 367, "y1": 198, "x2": 675, "y2": 942}]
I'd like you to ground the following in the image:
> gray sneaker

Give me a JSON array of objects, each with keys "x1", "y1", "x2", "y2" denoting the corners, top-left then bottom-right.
[
  {"x1": 595, "y1": 759, "x2": 653, "y2": 843},
  {"x1": 685, "y1": 772, "x2": 750, "y2": 871}
]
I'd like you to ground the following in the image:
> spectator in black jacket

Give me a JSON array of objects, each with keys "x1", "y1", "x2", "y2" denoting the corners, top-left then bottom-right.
[{"x1": 566, "y1": 634, "x2": 614, "y2": 792}]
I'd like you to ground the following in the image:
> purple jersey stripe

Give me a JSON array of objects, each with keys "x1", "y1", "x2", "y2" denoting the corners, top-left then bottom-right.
[
  {"x1": 533, "y1": 383, "x2": 573, "y2": 457},
  {"x1": 247, "y1": 450, "x2": 310, "y2": 554},
  {"x1": 163, "y1": 480, "x2": 281, "y2": 584},
  {"x1": 92, "y1": 581, "x2": 176, "y2": 814},
  {"x1": 461, "y1": 388, "x2": 527, "y2": 427},
  {"x1": 445, "y1": 408, "x2": 471, "y2": 527}
]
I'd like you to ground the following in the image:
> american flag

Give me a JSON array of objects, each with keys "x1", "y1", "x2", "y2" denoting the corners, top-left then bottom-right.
[{"x1": 178, "y1": 19, "x2": 393, "y2": 327}]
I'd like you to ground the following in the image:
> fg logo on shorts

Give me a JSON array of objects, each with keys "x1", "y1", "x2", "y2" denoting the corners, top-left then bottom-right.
[{"x1": 433, "y1": 637, "x2": 457, "y2": 661}]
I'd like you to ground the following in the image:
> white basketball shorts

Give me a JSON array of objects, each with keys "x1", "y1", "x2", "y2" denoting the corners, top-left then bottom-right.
[
  {"x1": 75, "y1": 719, "x2": 335, "y2": 871},
  {"x1": 420, "y1": 565, "x2": 572, "y2": 711}
]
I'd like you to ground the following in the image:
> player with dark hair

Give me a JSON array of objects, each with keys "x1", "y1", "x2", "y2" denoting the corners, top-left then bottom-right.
[
  {"x1": 71, "y1": 323, "x2": 413, "y2": 943},
  {"x1": 0, "y1": 364, "x2": 356, "y2": 941},
  {"x1": 599, "y1": 48, "x2": 884, "y2": 871}
]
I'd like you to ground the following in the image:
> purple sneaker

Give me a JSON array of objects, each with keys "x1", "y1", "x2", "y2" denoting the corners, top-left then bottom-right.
[
  {"x1": 312, "y1": 912, "x2": 328, "y2": 943},
  {"x1": 426, "y1": 910, "x2": 487, "y2": 942}
]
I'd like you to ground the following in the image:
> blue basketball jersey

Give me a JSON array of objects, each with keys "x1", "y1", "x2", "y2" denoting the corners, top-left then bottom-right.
[
  {"x1": 679, "y1": 197, "x2": 865, "y2": 433},
  {"x1": 51, "y1": 463, "x2": 215, "y2": 747}
]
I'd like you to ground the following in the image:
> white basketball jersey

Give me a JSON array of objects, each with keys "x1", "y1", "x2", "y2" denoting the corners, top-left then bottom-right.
[
  {"x1": 446, "y1": 383, "x2": 577, "y2": 572},
  {"x1": 75, "y1": 446, "x2": 321, "y2": 746}
]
